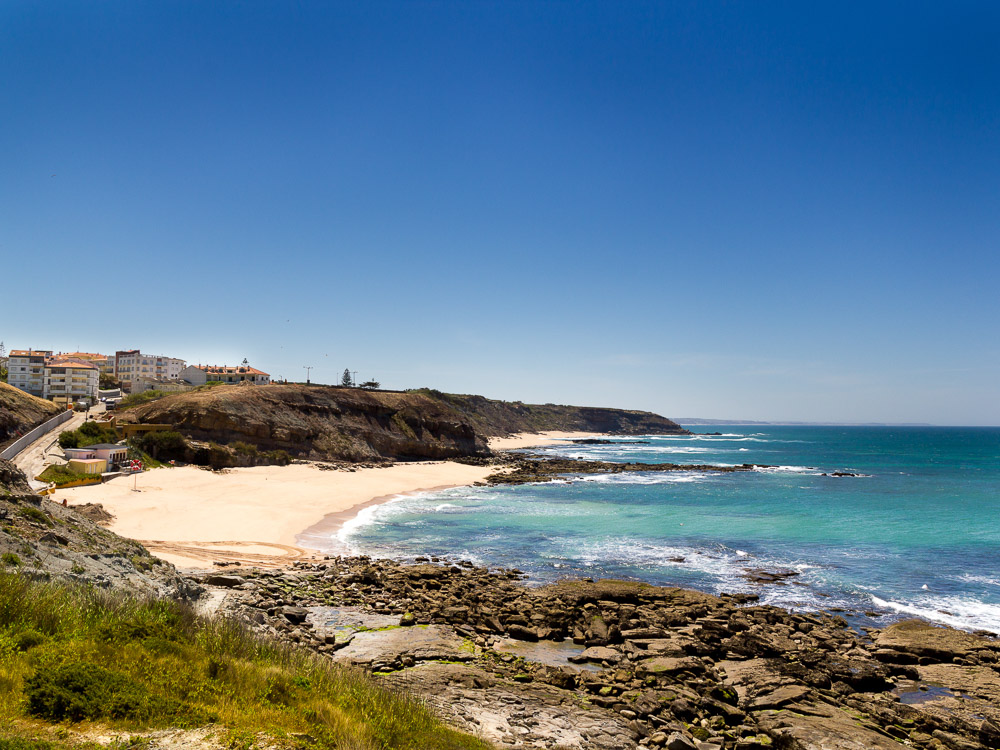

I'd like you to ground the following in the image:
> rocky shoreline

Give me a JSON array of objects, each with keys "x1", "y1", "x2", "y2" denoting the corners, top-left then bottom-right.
[
  {"x1": 451, "y1": 455, "x2": 777, "y2": 486},
  {"x1": 202, "y1": 556, "x2": 1000, "y2": 750}
]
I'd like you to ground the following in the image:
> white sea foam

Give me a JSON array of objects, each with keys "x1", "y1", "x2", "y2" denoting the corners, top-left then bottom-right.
[
  {"x1": 956, "y1": 573, "x2": 1000, "y2": 588},
  {"x1": 870, "y1": 595, "x2": 1000, "y2": 633},
  {"x1": 575, "y1": 472, "x2": 708, "y2": 485},
  {"x1": 336, "y1": 493, "x2": 408, "y2": 548},
  {"x1": 653, "y1": 435, "x2": 770, "y2": 442},
  {"x1": 753, "y1": 465, "x2": 823, "y2": 475}
]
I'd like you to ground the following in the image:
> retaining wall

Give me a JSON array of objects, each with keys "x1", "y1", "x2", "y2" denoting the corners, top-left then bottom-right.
[{"x1": 0, "y1": 410, "x2": 74, "y2": 460}]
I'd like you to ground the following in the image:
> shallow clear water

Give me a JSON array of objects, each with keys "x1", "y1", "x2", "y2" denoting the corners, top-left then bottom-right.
[{"x1": 328, "y1": 426, "x2": 1000, "y2": 632}]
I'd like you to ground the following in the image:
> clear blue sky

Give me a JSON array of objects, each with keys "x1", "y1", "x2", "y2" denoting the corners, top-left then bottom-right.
[{"x1": 3, "y1": 1, "x2": 998, "y2": 425}]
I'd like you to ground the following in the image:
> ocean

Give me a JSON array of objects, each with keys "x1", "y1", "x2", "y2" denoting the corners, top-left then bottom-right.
[{"x1": 332, "y1": 426, "x2": 1000, "y2": 633}]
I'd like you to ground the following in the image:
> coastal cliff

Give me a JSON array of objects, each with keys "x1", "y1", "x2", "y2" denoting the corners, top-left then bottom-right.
[
  {"x1": 408, "y1": 389, "x2": 688, "y2": 437},
  {"x1": 0, "y1": 381, "x2": 61, "y2": 447},
  {"x1": 117, "y1": 384, "x2": 686, "y2": 463}
]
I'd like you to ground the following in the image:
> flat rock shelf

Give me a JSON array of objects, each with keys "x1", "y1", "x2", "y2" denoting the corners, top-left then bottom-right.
[{"x1": 202, "y1": 556, "x2": 1000, "y2": 750}]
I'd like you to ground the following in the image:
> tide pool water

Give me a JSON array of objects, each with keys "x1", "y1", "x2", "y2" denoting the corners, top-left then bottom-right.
[{"x1": 332, "y1": 426, "x2": 1000, "y2": 632}]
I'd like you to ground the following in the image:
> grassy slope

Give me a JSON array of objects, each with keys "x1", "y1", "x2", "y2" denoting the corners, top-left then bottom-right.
[
  {"x1": 0, "y1": 572, "x2": 492, "y2": 750},
  {"x1": 0, "y1": 384, "x2": 60, "y2": 446}
]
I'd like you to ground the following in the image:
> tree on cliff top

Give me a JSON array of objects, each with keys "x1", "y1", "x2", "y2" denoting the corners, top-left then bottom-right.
[{"x1": 341, "y1": 368, "x2": 353, "y2": 387}]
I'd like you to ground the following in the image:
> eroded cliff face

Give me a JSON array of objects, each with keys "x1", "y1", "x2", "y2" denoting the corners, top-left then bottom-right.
[
  {"x1": 120, "y1": 385, "x2": 487, "y2": 462},
  {"x1": 118, "y1": 384, "x2": 687, "y2": 463},
  {"x1": 412, "y1": 390, "x2": 689, "y2": 437}
]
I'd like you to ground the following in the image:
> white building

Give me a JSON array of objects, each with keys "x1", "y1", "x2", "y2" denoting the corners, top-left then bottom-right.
[
  {"x1": 44, "y1": 358, "x2": 99, "y2": 404},
  {"x1": 7, "y1": 349, "x2": 53, "y2": 398},
  {"x1": 114, "y1": 350, "x2": 186, "y2": 392},
  {"x1": 180, "y1": 364, "x2": 271, "y2": 386}
]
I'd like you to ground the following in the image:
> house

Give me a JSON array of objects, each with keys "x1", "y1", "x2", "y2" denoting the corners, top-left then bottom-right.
[
  {"x1": 114, "y1": 350, "x2": 186, "y2": 393},
  {"x1": 7, "y1": 349, "x2": 54, "y2": 397},
  {"x1": 65, "y1": 443, "x2": 128, "y2": 469},
  {"x1": 44, "y1": 357, "x2": 99, "y2": 404},
  {"x1": 67, "y1": 458, "x2": 107, "y2": 475},
  {"x1": 180, "y1": 364, "x2": 271, "y2": 386},
  {"x1": 8, "y1": 350, "x2": 99, "y2": 404}
]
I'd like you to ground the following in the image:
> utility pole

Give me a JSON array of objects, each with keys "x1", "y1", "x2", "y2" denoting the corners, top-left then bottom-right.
[
  {"x1": 351, "y1": 370, "x2": 358, "y2": 387},
  {"x1": 303, "y1": 366, "x2": 313, "y2": 384}
]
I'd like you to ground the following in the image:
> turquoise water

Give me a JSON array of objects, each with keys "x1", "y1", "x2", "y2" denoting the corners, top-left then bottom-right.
[{"x1": 334, "y1": 427, "x2": 1000, "y2": 632}]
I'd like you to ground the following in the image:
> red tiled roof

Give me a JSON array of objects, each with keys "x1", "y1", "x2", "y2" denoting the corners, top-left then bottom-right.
[
  {"x1": 47, "y1": 358, "x2": 98, "y2": 370},
  {"x1": 196, "y1": 365, "x2": 269, "y2": 376},
  {"x1": 60, "y1": 352, "x2": 107, "y2": 360}
]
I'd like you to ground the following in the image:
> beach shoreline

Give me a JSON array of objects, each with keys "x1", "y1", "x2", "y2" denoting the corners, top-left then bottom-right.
[
  {"x1": 50, "y1": 431, "x2": 606, "y2": 570},
  {"x1": 52, "y1": 431, "x2": 600, "y2": 570},
  {"x1": 53, "y1": 460, "x2": 499, "y2": 569}
]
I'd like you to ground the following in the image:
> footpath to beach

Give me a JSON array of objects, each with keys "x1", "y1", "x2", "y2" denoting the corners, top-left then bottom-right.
[{"x1": 53, "y1": 431, "x2": 600, "y2": 568}]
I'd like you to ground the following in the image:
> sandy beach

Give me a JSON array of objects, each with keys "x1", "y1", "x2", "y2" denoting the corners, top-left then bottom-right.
[
  {"x1": 51, "y1": 431, "x2": 603, "y2": 569},
  {"x1": 485, "y1": 430, "x2": 607, "y2": 451},
  {"x1": 53, "y1": 461, "x2": 496, "y2": 569}
]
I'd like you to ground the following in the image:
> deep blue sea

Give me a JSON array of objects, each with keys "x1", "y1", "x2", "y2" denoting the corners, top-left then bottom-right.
[{"x1": 332, "y1": 427, "x2": 1000, "y2": 632}]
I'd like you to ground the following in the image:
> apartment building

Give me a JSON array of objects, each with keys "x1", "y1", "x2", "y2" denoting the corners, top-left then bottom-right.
[
  {"x1": 44, "y1": 358, "x2": 99, "y2": 404},
  {"x1": 7, "y1": 349, "x2": 53, "y2": 397},
  {"x1": 7, "y1": 349, "x2": 99, "y2": 404},
  {"x1": 114, "y1": 350, "x2": 186, "y2": 392},
  {"x1": 59, "y1": 352, "x2": 114, "y2": 374},
  {"x1": 180, "y1": 364, "x2": 271, "y2": 386}
]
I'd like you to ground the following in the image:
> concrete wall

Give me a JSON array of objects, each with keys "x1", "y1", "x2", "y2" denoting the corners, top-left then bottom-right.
[{"x1": 0, "y1": 409, "x2": 74, "y2": 460}]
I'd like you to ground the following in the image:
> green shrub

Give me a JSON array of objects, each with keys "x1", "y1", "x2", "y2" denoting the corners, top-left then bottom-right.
[
  {"x1": 57, "y1": 431, "x2": 78, "y2": 449},
  {"x1": 131, "y1": 431, "x2": 187, "y2": 461},
  {"x1": 0, "y1": 738, "x2": 58, "y2": 750},
  {"x1": 17, "y1": 508, "x2": 51, "y2": 527},
  {"x1": 231, "y1": 442, "x2": 259, "y2": 458},
  {"x1": 1, "y1": 553, "x2": 21, "y2": 567},
  {"x1": 265, "y1": 449, "x2": 292, "y2": 466},
  {"x1": 14, "y1": 628, "x2": 46, "y2": 652},
  {"x1": 58, "y1": 421, "x2": 119, "y2": 450},
  {"x1": 118, "y1": 390, "x2": 173, "y2": 409},
  {"x1": 36, "y1": 465, "x2": 82, "y2": 487},
  {"x1": 25, "y1": 660, "x2": 164, "y2": 722}
]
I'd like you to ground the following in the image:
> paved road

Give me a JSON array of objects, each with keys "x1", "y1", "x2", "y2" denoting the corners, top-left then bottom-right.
[{"x1": 13, "y1": 403, "x2": 106, "y2": 490}]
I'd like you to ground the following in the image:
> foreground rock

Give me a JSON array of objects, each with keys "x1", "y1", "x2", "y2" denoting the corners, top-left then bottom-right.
[{"x1": 200, "y1": 557, "x2": 1000, "y2": 750}]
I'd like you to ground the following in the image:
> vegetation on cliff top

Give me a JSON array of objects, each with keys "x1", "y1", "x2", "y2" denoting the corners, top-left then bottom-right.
[{"x1": 0, "y1": 571, "x2": 492, "y2": 750}]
